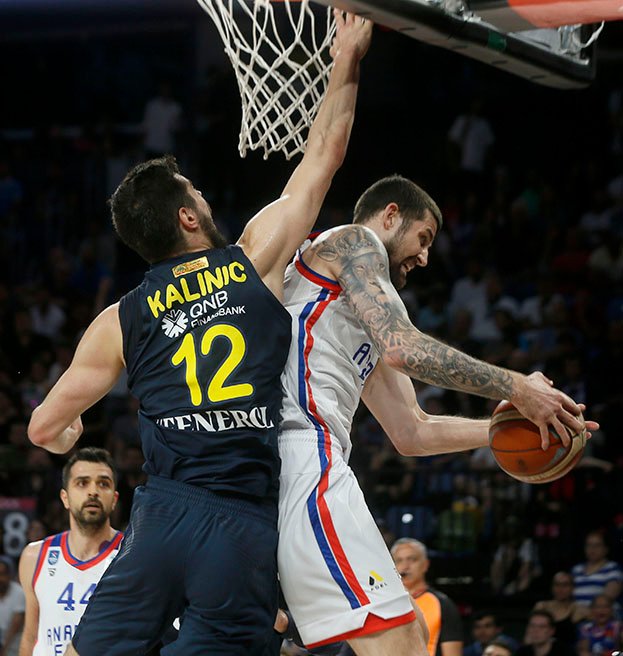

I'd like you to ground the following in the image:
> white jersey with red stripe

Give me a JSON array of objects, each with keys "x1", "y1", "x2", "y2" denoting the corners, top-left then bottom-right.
[
  {"x1": 278, "y1": 241, "x2": 414, "y2": 648},
  {"x1": 279, "y1": 242, "x2": 380, "y2": 460},
  {"x1": 31, "y1": 530, "x2": 123, "y2": 656}
]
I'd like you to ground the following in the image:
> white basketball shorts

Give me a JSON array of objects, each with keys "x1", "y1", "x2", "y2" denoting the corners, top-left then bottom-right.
[{"x1": 278, "y1": 430, "x2": 415, "y2": 648}]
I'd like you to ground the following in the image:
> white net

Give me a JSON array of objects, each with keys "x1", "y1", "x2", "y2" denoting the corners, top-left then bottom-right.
[{"x1": 196, "y1": 0, "x2": 336, "y2": 160}]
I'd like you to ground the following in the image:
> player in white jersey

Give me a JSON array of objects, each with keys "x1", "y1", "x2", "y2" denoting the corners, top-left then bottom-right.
[
  {"x1": 277, "y1": 175, "x2": 598, "y2": 655},
  {"x1": 18, "y1": 448, "x2": 121, "y2": 656}
]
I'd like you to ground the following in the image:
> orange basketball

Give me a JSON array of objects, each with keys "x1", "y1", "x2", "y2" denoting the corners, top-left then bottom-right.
[{"x1": 488, "y1": 400, "x2": 586, "y2": 484}]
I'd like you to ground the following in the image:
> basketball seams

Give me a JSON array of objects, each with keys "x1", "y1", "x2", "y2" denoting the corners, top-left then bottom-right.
[
  {"x1": 505, "y1": 434, "x2": 585, "y2": 483},
  {"x1": 488, "y1": 401, "x2": 586, "y2": 484}
]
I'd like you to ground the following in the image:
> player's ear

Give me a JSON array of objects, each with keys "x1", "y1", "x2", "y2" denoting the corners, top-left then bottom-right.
[
  {"x1": 382, "y1": 203, "x2": 400, "y2": 231},
  {"x1": 178, "y1": 206, "x2": 200, "y2": 232},
  {"x1": 112, "y1": 490, "x2": 119, "y2": 510},
  {"x1": 60, "y1": 488, "x2": 70, "y2": 510}
]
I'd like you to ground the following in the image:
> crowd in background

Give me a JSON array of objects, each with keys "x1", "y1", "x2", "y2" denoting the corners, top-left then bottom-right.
[{"x1": 0, "y1": 8, "x2": 622, "y2": 654}]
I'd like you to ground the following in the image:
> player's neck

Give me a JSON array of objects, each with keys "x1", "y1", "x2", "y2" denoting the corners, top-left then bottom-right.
[{"x1": 67, "y1": 522, "x2": 116, "y2": 561}]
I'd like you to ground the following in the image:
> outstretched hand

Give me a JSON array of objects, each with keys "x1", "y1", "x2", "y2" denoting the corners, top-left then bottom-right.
[
  {"x1": 511, "y1": 372, "x2": 599, "y2": 449},
  {"x1": 330, "y1": 9, "x2": 373, "y2": 62}
]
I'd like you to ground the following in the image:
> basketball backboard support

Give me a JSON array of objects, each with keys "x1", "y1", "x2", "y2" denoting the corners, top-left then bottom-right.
[{"x1": 312, "y1": 0, "x2": 606, "y2": 88}]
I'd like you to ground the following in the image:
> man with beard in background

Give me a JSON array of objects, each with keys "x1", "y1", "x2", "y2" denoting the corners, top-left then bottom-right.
[{"x1": 18, "y1": 448, "x2": 122, "y2": 656}]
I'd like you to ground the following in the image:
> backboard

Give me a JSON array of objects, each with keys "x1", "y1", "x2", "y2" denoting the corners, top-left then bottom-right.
[{"x1": 311, "y1": 0, "x2": 617, "y2": 88}]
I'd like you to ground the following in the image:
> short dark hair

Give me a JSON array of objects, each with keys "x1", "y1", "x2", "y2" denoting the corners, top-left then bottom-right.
[
  {"x1": 353, "y1": 175, "x2": 443, "y2": 231},
  {"x1": 473, "y1": 611, "x2": 499, "y2": 625},
  {"x1": 528, "y1": 609, "x2": 555, "y2": 628},
  {"x1": 62, "y1": 447, "x2": 117, "y2": 489},
  {"x1": 109, "y1": 155, "x2": 191, "y2": 263}
]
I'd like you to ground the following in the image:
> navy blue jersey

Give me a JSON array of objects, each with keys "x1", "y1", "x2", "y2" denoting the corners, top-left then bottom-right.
[{"x1": 118, "y1": 245, "x2": 291, "y2": 500}]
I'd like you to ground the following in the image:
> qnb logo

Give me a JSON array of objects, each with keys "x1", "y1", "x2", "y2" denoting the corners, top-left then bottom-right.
[{"x1": 161, "y1": 309, "x2": 188, "y2": 338}]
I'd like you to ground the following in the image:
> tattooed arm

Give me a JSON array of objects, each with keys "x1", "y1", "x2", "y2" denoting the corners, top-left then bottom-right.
[{"x1": 312, "y1": 224, "x2": 589, "y2": 447}]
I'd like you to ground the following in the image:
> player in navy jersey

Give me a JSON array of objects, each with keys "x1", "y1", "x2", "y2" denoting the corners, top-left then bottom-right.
[
  {"x1": 27, "y1": 12, "x2": 372, "y2": 656},
  {"x1": 18, "y1": 448, "x2": 122, "y2": 656}
]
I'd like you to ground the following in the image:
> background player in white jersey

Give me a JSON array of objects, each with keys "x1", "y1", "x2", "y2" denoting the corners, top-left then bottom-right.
[
  {"x1": 277, "y1": 175, "x2": 599, "y2": 656},
  {"x1": 18, "y1": 448, "x2": 121, "y2": 656}
]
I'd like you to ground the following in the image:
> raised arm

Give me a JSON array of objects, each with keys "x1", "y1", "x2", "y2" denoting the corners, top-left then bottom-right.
[
  {"x1": 315, "y1": 224, "x2": 596, "y2": 447},
  {"x1": 236, "y1": 11, "x2": 372, "y2": 297},
  {"x1": 27, "y1": 303, "x2": 125, "y2": 454},
  {"x1": 18, "y1": 543, "x2": 40, "y2": 656}
]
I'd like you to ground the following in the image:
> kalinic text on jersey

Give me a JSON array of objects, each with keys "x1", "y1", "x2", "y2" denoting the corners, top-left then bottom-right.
[{"x1": 119, "y1": 246, "x2": 291, "y2": 500}]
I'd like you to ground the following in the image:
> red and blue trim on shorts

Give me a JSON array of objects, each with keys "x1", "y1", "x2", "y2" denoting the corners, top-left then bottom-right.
[{"x1": 295, "y1": 259, "x2": 371, "y2": 611}]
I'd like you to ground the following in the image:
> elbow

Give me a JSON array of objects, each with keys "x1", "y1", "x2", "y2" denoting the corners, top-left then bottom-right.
[
  {"x1": 27, "y1": 412, "x2": 54, "y2": 448},
  {"x1": 390, "y1": 409, "x2": 432, "y2": 457},
  {"x1": 391, "y1": 426, "x2": 427, "y2": 457},
  {"x1": 381, "y1": 349, "x2": 408, "y2": 374}
]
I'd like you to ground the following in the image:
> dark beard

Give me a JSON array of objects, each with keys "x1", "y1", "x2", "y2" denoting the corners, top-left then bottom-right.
[
  {"x1": 73, "y1": 507, "x2": 108, "y2": 530},
  {"x1": 385, "y1": 234, "x2": 406, "y2": 290},
  {"x1": 199, "y1": 212, "x2": 228, "y2": 249}
]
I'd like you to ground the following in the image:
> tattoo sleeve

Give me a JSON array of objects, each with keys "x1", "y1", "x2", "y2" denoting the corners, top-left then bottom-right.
[{"x1": 314, "y1": 225, "x2": 515, "y2": 400}]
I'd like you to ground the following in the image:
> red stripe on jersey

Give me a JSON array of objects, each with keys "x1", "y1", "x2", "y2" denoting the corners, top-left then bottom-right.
[
  {"x1": 61, "y1": 531, "x2": 123, "y2": 570},
  {"x1": 295, "y1": 257, "x2": 341, "y2": 293},
  {"x1": 303, "y1": 296, "x2": 370, "y2": 608},
  {"x1": 32, "y1": 536, "x2": 54, "y2": 587}
]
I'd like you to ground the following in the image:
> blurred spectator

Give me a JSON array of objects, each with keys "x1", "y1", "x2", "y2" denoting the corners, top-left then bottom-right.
[
  {"x1": 572, "y1": 531, "x2": 623, "y2": 608},
  {"x1": 141, "y1": 80, "x2": 183, "y2": 159},
  {"x1": 105, "y1": 395, "x2": 141, "y2": 464},
  {"x1": 68, "y1": 242, "x2": 113, "y2": 316},
  {"x1": 448, "y1": 257, "x2": 487, "y2": 324},
  {"x1": 588, "y1": 233, "x2": 623, "y2": 283},
  {"x1": 417, "y1": 283, "x2": 450, "y2": 338},
  {"x1": 515, "y1": 610, "x2": 573, "y2": 656},
  {"x1": 25, "y1": 519, "x2": 48, "y2": 545},
  {"x1": 518, "y1": 275, "x2": 565, "y2": 331},
  {"x1": 483, "y1": 639, "x2": 516, "y2": 656},
  {"x1": 447, "y1": 97, "x2": 495, "y2": 198},
  {"x1": 46, "y1": 340, "x2": 74, "y2": 388},
  {"x1": 533, "y1": 571, "x2": 589, "y2": 647},
  {"x1": 490, "y1": 515, "x2": 541, "y2": 597},
  {"x1": 28, "y1": 287, "x2": 66, "y2": 342},
  {"x1": 576, "y1": 595, "x2": 622, "y2": 656},
  {"x1": 464, "y1": 612, "x2": 518, "y2": 656},
  {"x1": 0, "y1": 556, "x2": 25, "y2": 656}
]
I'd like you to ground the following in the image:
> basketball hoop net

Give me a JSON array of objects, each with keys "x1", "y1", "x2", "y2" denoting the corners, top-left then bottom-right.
[{"x1": 196, "y1": 0, "x2": 336, "y2": 160}]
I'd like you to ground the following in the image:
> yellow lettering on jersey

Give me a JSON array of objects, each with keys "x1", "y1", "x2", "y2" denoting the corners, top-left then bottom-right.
[
  {"x1": 203, "y1": 268, "x2": 224, "y2": 294},
  {"x1": 230, "y1": 262, "x2": 246, "y2": 282},
  {"x1": 166, "y1": 284, "x2": 185, "y2": 308},
  {"x1": 180, "y1": 277, "x2": 200, "y2": 302},
  {"x1": 147, "y1": 290, "x2": 166, "y2": 318},
  {"x1": 147, "y1": 261, "x2": 248, "y2": 318},
  {"x1": 197, "y1": 271, "x2": 207, "y2": 295}
]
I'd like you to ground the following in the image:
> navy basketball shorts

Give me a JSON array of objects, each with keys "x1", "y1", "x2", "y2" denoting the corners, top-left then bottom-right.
[{"x1": 72, "y1": 476, "x2": 279, "y2": 656}]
